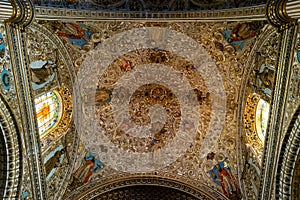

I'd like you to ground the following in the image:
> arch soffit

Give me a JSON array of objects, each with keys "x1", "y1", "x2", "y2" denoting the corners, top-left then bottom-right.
[
  {"x1": 65, "y1": 176, "x2": 227, "y2": 200},
  {"x1": 276, "y1": 105, "x2": 300, "y2": 199},
  {"x1": 236, "y1": 24, "x2": 279, "y2": 173},
  {"x1": 27, "y1": 22, "x2": 78, "y2": 199},
  {"x1": 0, "y1": 93, "x2": 22, "y2": 199}
]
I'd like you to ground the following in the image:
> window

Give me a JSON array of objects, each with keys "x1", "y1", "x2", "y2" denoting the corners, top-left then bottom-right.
[
  {"x1": 34, "y1": 91, "x2": 62, "y2": 136},
  {"x1": 244, "y1": 93, "x2": 271, "y2": 163},
  {"x1": 255, "y1": 99, "x2": 270, "y2": 144}
]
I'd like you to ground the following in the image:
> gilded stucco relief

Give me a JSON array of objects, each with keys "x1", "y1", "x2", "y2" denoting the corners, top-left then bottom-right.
[
  {"x1": 2, "y1": 0, "x2": 300, "y2": 199},
  {"x1": 239, "y1": 25, "x2": 279, "y2": 200},
  {"x1": 26, "y1": 25, "x2": 77, "y2": 199},
  {"x1": 0, "y1": 22, "x2": 32, "y2": 199},
  {"x1": 283, "y1": 31, "x2": 300, "y2": 138},
  {"x1": 28, "y1": 20, "x2": 268, "y2": 199}
]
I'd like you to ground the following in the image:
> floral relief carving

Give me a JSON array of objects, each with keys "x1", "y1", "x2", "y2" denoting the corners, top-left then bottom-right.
[
  {"x1": 283, "y1": 33, "x2": 300, "y2": 137},
  {"x1": 34, "y1": 20, "x2": 266, "y2": 199}
]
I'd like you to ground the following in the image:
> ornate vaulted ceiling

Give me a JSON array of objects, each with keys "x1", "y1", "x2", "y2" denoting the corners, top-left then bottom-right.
[
  {"x1": 2, "y1": 1, "x2": 300, "y2": 200},
  {"x1": 20, "y1": 17, "x2": 280, "y2": 199}
]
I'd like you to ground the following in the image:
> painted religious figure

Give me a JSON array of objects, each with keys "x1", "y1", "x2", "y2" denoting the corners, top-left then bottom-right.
[
  {"x1": 223, "y1": 22, "x2": 264, "y2": 51},
  {"x1": 254, "y1": 64, "x2": 275, "y2": 97},
  {"x1": 73, "y1": 149, "x2": 104, "y2": 183},
  {"x1": 208, "y1": 159, "x2": 241, "y2": 199},
  {"x1": 51, "y1": 22, "x2": 95, "y2": 49}
]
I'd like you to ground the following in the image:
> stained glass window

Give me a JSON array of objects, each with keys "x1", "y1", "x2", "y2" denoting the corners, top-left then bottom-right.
[
  {"x1": 34, "y1": 91, "x2": 62, "y2": 136},
  {"x1": 255, "y1": 99, "x2": 270, "y2": 143}
]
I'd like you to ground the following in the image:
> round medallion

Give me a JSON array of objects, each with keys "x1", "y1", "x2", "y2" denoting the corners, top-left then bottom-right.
[{"x1": 75, "y1": 27, "x2": 226, "y2": 173}]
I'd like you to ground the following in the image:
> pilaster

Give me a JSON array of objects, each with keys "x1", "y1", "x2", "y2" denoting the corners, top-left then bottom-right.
[
  {"x1": 3, "y1": 0, "x2": 46, "y2": 199},
  {"x1": 259, "y1": 2, "x2": 299, "y2": 198}
]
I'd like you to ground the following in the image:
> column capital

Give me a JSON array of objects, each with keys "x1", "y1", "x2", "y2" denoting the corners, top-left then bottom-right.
[
  {"x1": 5, "y1": 0, "x2": 35, "y2": 28},
  {"x1": 266, "y1": 0, "x2": 298, "y2": 31}
]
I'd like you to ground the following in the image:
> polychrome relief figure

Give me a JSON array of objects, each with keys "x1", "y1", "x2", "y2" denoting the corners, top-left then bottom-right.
[
  {"x1": 150, "y1": 134, "x2": 162, "y2": 164},
  {"x1": 208, "y1": 159, "x2": 241, "y2": 199},
  {"x1": 85, "y1": 88, "x2": 112, "y2": 107},
  {"x1": 193, "y1": 89, "x2": 210, "y2": 105},
  {"x1": 44, "y1": 148, "x2": 65, "y2": 179},
  {"x1": 228, "y1": 22, "x2": 258, "y2": 43},
  {"x1": 73, "y1": 150, "x2": 104, "y2": 183},
  {"x1": 223, "y1": 22, "x2": 264, "y2": 51},
  {"x1": 30, "y1": 60, "x2": 56, "y2": 90},
  {"x1": 182, "y1": 120, "x2": 195, "y2": 132},
  {"x1": 254, "y1": 64, "x2": 275, "y2": 97},
  {"x1": 0, "y1": 33, "x2": 5, "y2": 58},
  {"x1": 52, "y1": 22, "x2": 95, "y2": 49},
  {"x1": 94, "y1": 88, "x2": 112, "y2": 107}
]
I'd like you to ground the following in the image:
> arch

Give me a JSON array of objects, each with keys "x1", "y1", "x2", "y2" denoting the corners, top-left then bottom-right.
[
  {"x1": 291, "y1": 155, "x2": 300, "y2": 199},
  {"x1": 244, "y1": 93, "x2": 271, "y2": 163},
  {"x1": 28, "y1": 23, "x2": 77, "y2": 200},
  {"x1": 237, "y1": 25, "x2": 279, "y2": 199},
  {"x1": 65, "y1": 176, "x2": 227, "y2": 200},
  {"x1": 0, "y1": 93, "x2": 22, "y2": 199},
  {"x1": 276, "y1": 105, "x2": 300, "y2": 199}
]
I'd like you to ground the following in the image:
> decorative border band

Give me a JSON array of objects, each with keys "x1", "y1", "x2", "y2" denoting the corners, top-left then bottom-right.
[{"x1": 34, "y1": 5, "x2": 266, "y2": 21}]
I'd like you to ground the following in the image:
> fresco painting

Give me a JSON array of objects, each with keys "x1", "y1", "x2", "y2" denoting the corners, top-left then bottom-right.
[
  {"x1": 208, "y1": 159, "x2": 241, "y2": 199},
  {"x1": 73, "y1": 149, "x2": 104, "y2": 184},
  {"x1": 54, "y1": 22, "x2": 95, "y2": 49}
]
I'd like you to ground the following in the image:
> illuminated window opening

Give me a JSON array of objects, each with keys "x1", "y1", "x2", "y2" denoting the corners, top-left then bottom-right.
[
  {"x1": 34, "y1": 91, "x2": 63, "y2": 137},
  {"x1": 255, "y1": 98, "x2": 270, "y2": 144}
]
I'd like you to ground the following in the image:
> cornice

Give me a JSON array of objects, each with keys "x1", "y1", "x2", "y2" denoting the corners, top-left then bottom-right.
[{"x1": 34, "y1": 5, "x2": 266, "y2": 21}]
